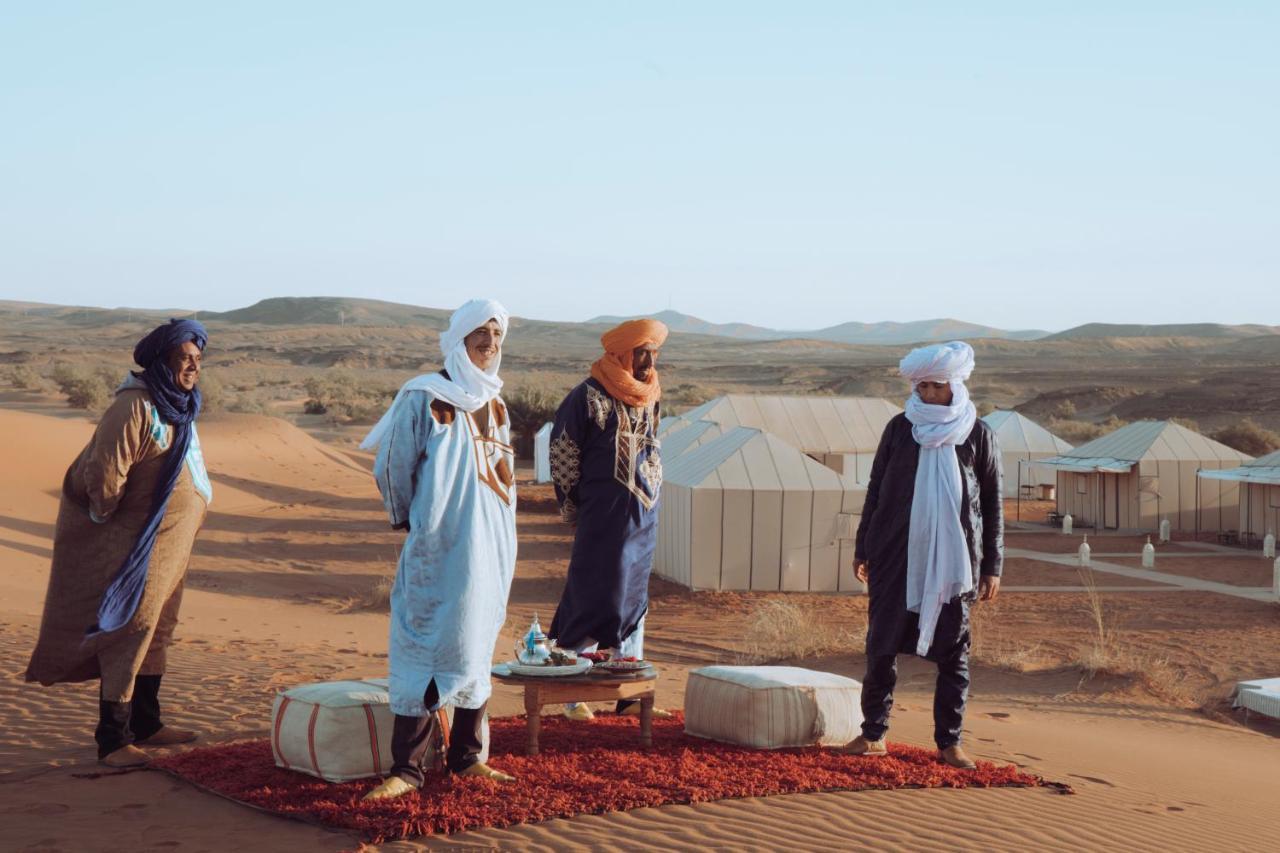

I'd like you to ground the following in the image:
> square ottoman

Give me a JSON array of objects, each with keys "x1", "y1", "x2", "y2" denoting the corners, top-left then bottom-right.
[
  {"x1": 684, "y1": 666, "x2": 862, "y2": 749},
  {"x1": 271, "y1": 677, "x2": 488, "y2": 782}
]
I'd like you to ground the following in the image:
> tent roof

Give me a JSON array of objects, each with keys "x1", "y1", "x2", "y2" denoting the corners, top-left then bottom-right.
[
  {"x1": 1038, "y1": 420, "x2": 1253, "y2": 472},
  {"x1": 1245, "y1": 449, "x2": 1280, "y2": 468},
  {"x1": 664, "y1": 426, "x2": 859, "y2": 492},
  {"x1": 677, "y1": 395, "x2": 900, "y2": 455},
  {"x1": 659, "y1": 419, "x2": 729, "y2": 459},
  {"x1": 982, "y1": 410, "x2": 1073, "y2": 454},
  {"x1": 1198, "y1": 448, "x2": 1280, "y2": 485}
]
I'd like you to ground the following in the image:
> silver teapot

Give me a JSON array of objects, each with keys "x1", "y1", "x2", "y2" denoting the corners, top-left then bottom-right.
[{"x1": 515, "y1": 613, "x2": 552, "y2": 665}]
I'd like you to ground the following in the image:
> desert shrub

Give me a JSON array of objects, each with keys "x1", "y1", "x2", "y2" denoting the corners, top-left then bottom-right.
[
  {"x1": 4, "y1": 364, "x2": 45, "y2": 391},
  {"x1": 303, "y1": 372, "x2": 395, "y2": 423},
  {"x1": 504, "y1": 386, "x2": 560, "y2": 459},
  {"x1": 227, "y1": 389, "x2": 271, "y2": 415},
  {"x1": 1052, "y1": 399, "x2": 1077, "y2": 419},
  {"x1": 197, "y1": 371, "x2": 224, "y2": 413},
  {"x1": 1212, "y1": 419, "x2": 1280, "y2": 456},
  {"x1": 1046, "y1": 418, "x2": 1104, "y2": 444},
  {"x1": 1168, "y1": 416, "x2": 1200, "y2": 433},
  {"x1": 664, "y1": 382, "x2": 715, "y2": 409},
  {"x1": 51, "y1": 363, "x2": 116, "y2": 411},
  {"x1": 1047, "y1": 414, "x2": 1127, "y2": 445},
  {"x1": 975, "y1": 400, "x2": 995, "y2": 418}
]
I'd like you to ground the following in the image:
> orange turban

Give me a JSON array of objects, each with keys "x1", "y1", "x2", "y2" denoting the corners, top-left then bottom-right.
[{"x1": 590, "y1": 319, "x2": 669, "y2": 408}]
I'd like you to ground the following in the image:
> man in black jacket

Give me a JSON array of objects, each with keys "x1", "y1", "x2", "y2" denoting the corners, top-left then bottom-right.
[{"x1": 842, "y1": 341, "x2": 1003, "y2": 769}]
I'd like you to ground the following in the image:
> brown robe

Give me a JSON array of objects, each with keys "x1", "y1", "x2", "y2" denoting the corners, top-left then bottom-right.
[{"x1": 25, "y1": 388, "x2": 209, "y2": 701}]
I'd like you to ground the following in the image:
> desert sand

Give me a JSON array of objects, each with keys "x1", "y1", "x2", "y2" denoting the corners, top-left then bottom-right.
[{"x1": 3, "y1": 403, "x2": 1279, "y2": 852}]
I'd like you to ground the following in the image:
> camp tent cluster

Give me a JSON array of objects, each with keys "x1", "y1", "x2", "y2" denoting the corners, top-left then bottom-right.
[
  {"x1": 981, "y1": 410, "x2": 1072, "y2": 498},
  {"x1": 1038, "y1": 420, "x2": 1252, "y2": 533},
  {"x1": 667, "y1": 395, "x2": 902, "y2": 483},
  {"x1": 1198, "y1": 449, "x2": 1280, "y2": 543},
  {"x1": 653, "y1": 395, "x2": 900, "y2": 592}
]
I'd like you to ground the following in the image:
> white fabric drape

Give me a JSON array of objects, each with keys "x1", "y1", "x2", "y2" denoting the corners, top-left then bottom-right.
[
  {"x1": 361, "y1": 299, "x2": 509, "y2": 450},
  {"x1": 900, "y1": 342, "x2": 977, "y2": 656}
]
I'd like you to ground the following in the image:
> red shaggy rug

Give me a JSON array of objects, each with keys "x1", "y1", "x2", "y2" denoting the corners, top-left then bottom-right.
[{"x1": 152, "y1": 712, "x2": 1066, "y2": 842}]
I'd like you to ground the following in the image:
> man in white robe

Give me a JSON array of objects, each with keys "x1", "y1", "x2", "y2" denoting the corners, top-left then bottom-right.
[{"x1": 362, "y1": 299, "x2": 518, "y2": 800}]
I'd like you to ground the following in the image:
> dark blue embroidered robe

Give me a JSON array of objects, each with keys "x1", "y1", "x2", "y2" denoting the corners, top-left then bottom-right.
[{"x1": 548, "y1": 378, "x2": 661, "y2": 649}]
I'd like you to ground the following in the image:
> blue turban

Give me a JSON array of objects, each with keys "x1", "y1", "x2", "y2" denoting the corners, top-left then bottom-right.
[
  {"x1": 88, "y1": 318, "x2": 209, "y2": 638},
  {"x1": 133, "y1": 317, "x2": 207, "y2": 370}
]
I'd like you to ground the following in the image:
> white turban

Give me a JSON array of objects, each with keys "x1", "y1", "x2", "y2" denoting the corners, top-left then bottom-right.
[
  {"x1": 360, "y1": 299, "x2": 511, "y2": 450},
  {"x1": 898, "y1": 341, "x2": 975, "y2": 385},
  {"x1": 899, "y1": 340, "x2": 978, "y2": 658}
]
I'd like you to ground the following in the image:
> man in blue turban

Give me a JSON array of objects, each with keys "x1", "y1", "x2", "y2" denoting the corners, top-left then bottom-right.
[{"x1": 27, "y1": 318, "x2": 214, "y2": 768}]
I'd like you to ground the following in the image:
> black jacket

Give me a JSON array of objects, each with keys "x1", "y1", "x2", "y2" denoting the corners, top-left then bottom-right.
[{"x1": 854, "y1": 413, "x2": 1004, "y2": 589}]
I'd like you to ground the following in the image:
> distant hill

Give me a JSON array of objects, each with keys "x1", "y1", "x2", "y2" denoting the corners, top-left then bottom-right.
[
  {"x1": 203, "y1": 297, "x2": 450, "y2": 327},
  {"x1": 588, "y1": 309, "x2": 1048, "y2": 345},
  {"x1": 1046, "y1": 322, "x2": 1280, "y2": 341},
  {"x1": 0, "y1": 300, "x2": 175, "y2": 325},
  {"x1": 586, "y1": 309, "x2": 779, "y2": 340},
  {"x1": 806, "y1": 319, "x2": 1048, "y2": 345}
]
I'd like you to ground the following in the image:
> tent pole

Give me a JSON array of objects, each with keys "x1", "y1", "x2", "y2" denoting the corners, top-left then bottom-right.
[
  {"x1": 1195, "y1": 469, "x2": 1201, "y2": 543},
  {"x1": 1016, "y1": 459, "x2": 1022, "y2": 522}
]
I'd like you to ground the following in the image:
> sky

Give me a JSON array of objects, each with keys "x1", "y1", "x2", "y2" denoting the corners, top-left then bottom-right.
[{"x1": 1, "y1": 2, "x2": 1276, "y2": 331}]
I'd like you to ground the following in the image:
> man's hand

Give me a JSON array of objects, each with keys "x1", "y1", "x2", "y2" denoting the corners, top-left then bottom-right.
[
  {"x1": 855, "y1": 560, "x2": 869, "y2": 584},
  {"x1": 978, "y1": 575, "x2": 1000, "y2": 602}
]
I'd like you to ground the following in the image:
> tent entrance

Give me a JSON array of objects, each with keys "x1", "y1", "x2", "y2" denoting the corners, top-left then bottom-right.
[{"x1": 1103, "y1": 473, "x2": 1120, "y2": 529}]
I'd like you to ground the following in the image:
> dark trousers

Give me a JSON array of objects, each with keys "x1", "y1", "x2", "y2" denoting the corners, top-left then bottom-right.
[
  {"x1": 96, "y1": 674, "x2": 165, "y2": 758},
  {"x1": 390, "y1": 680, "x2": 486, "y2": 786},
  {"x1": 861, "y1": 631, "x2": 970, "y2": 750}
]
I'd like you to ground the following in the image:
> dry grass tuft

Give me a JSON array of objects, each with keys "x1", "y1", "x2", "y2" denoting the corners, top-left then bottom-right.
[
  {"x1": 1069, "y1": 567, "x2": 1197, "y2": 706},
  {"x1": 735, "y1": 598, "x2": 862, "y2": 664},
  {"x1": 970, "y1": 600, "x2": 1049, "y2": 673},
  {"x1": 341, "y1": 576, "x2": 394, "y2": 613}
]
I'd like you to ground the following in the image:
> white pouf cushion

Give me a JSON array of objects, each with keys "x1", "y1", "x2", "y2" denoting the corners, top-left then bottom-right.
[
  {"x1": 684, "y1": 666, "x2": 863, "y2": 749},
  {"x1": 271, "y1": 678, "x2": 488, "y2": 782}
]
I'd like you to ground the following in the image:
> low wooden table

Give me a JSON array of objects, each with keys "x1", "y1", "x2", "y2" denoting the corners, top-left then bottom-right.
[{"x1": 492, "y1": 663, "x2": 659, "y2": 756}]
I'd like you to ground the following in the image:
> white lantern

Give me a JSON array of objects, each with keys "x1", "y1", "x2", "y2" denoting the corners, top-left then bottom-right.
[
  {"x1": 1078, "y1": 535, "x2": 1091, "y2": 567},
  {"x1": 1142, "y1": 536, "x2": 1155, "y2": 569},
  {"x1": 1158, "y1": 518, "x2": 1171, "y2": 544},
  {"x1": 1062, "y1": 514, "x2": 1073, "y2": 535}
]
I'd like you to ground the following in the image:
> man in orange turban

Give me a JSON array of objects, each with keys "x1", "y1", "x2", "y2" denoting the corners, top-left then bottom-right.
[{"x1": 548, "y1": 318, "x2": 671, "y2": 721}]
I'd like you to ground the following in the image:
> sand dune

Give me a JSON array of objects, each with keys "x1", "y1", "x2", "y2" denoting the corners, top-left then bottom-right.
[{"x1": 3, "y1": 406, "x2": 1279, "y2": 851}]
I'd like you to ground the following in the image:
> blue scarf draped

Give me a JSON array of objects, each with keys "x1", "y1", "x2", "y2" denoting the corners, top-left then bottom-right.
[{"x1": 87, "y1": 318, "x2": 207, "y2": 637}]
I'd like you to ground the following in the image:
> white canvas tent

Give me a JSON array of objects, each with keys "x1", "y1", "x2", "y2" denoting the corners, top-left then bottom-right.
[
  {"x1": 981, "y1": 410, "x2": 1073, "y2": 498},
  {"x1": 533, "y1": 422, "x2": 554, "y2": 484},
  {"x1": 672, "y1": 395, "x2": 901, "y2": 483},
  {"x1": 655, "y1": 426, "x2": 867, "y2": 592},
  {"x1": 1038, "y1": 420, "x2": 1252, "y2": 533},
  {"x1": 1198, "y1": 449, "x2": 1280, "y2": 543},
  {"x1": 658, "y1": 418, "x2": 730, "y2": 460}
]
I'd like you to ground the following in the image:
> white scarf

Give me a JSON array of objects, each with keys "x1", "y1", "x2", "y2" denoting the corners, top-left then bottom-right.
[
  {"x1": 900, "y1": 342, "x2": 977, "y2": 656},
  {"x1": 360, "y1": 299, "x2": 510, "y2": 450}
]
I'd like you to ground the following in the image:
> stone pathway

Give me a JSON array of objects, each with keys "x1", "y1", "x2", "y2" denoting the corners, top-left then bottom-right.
[{"x1": 1007, "y1": 547, "x2": 1276, "y2": 602}]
